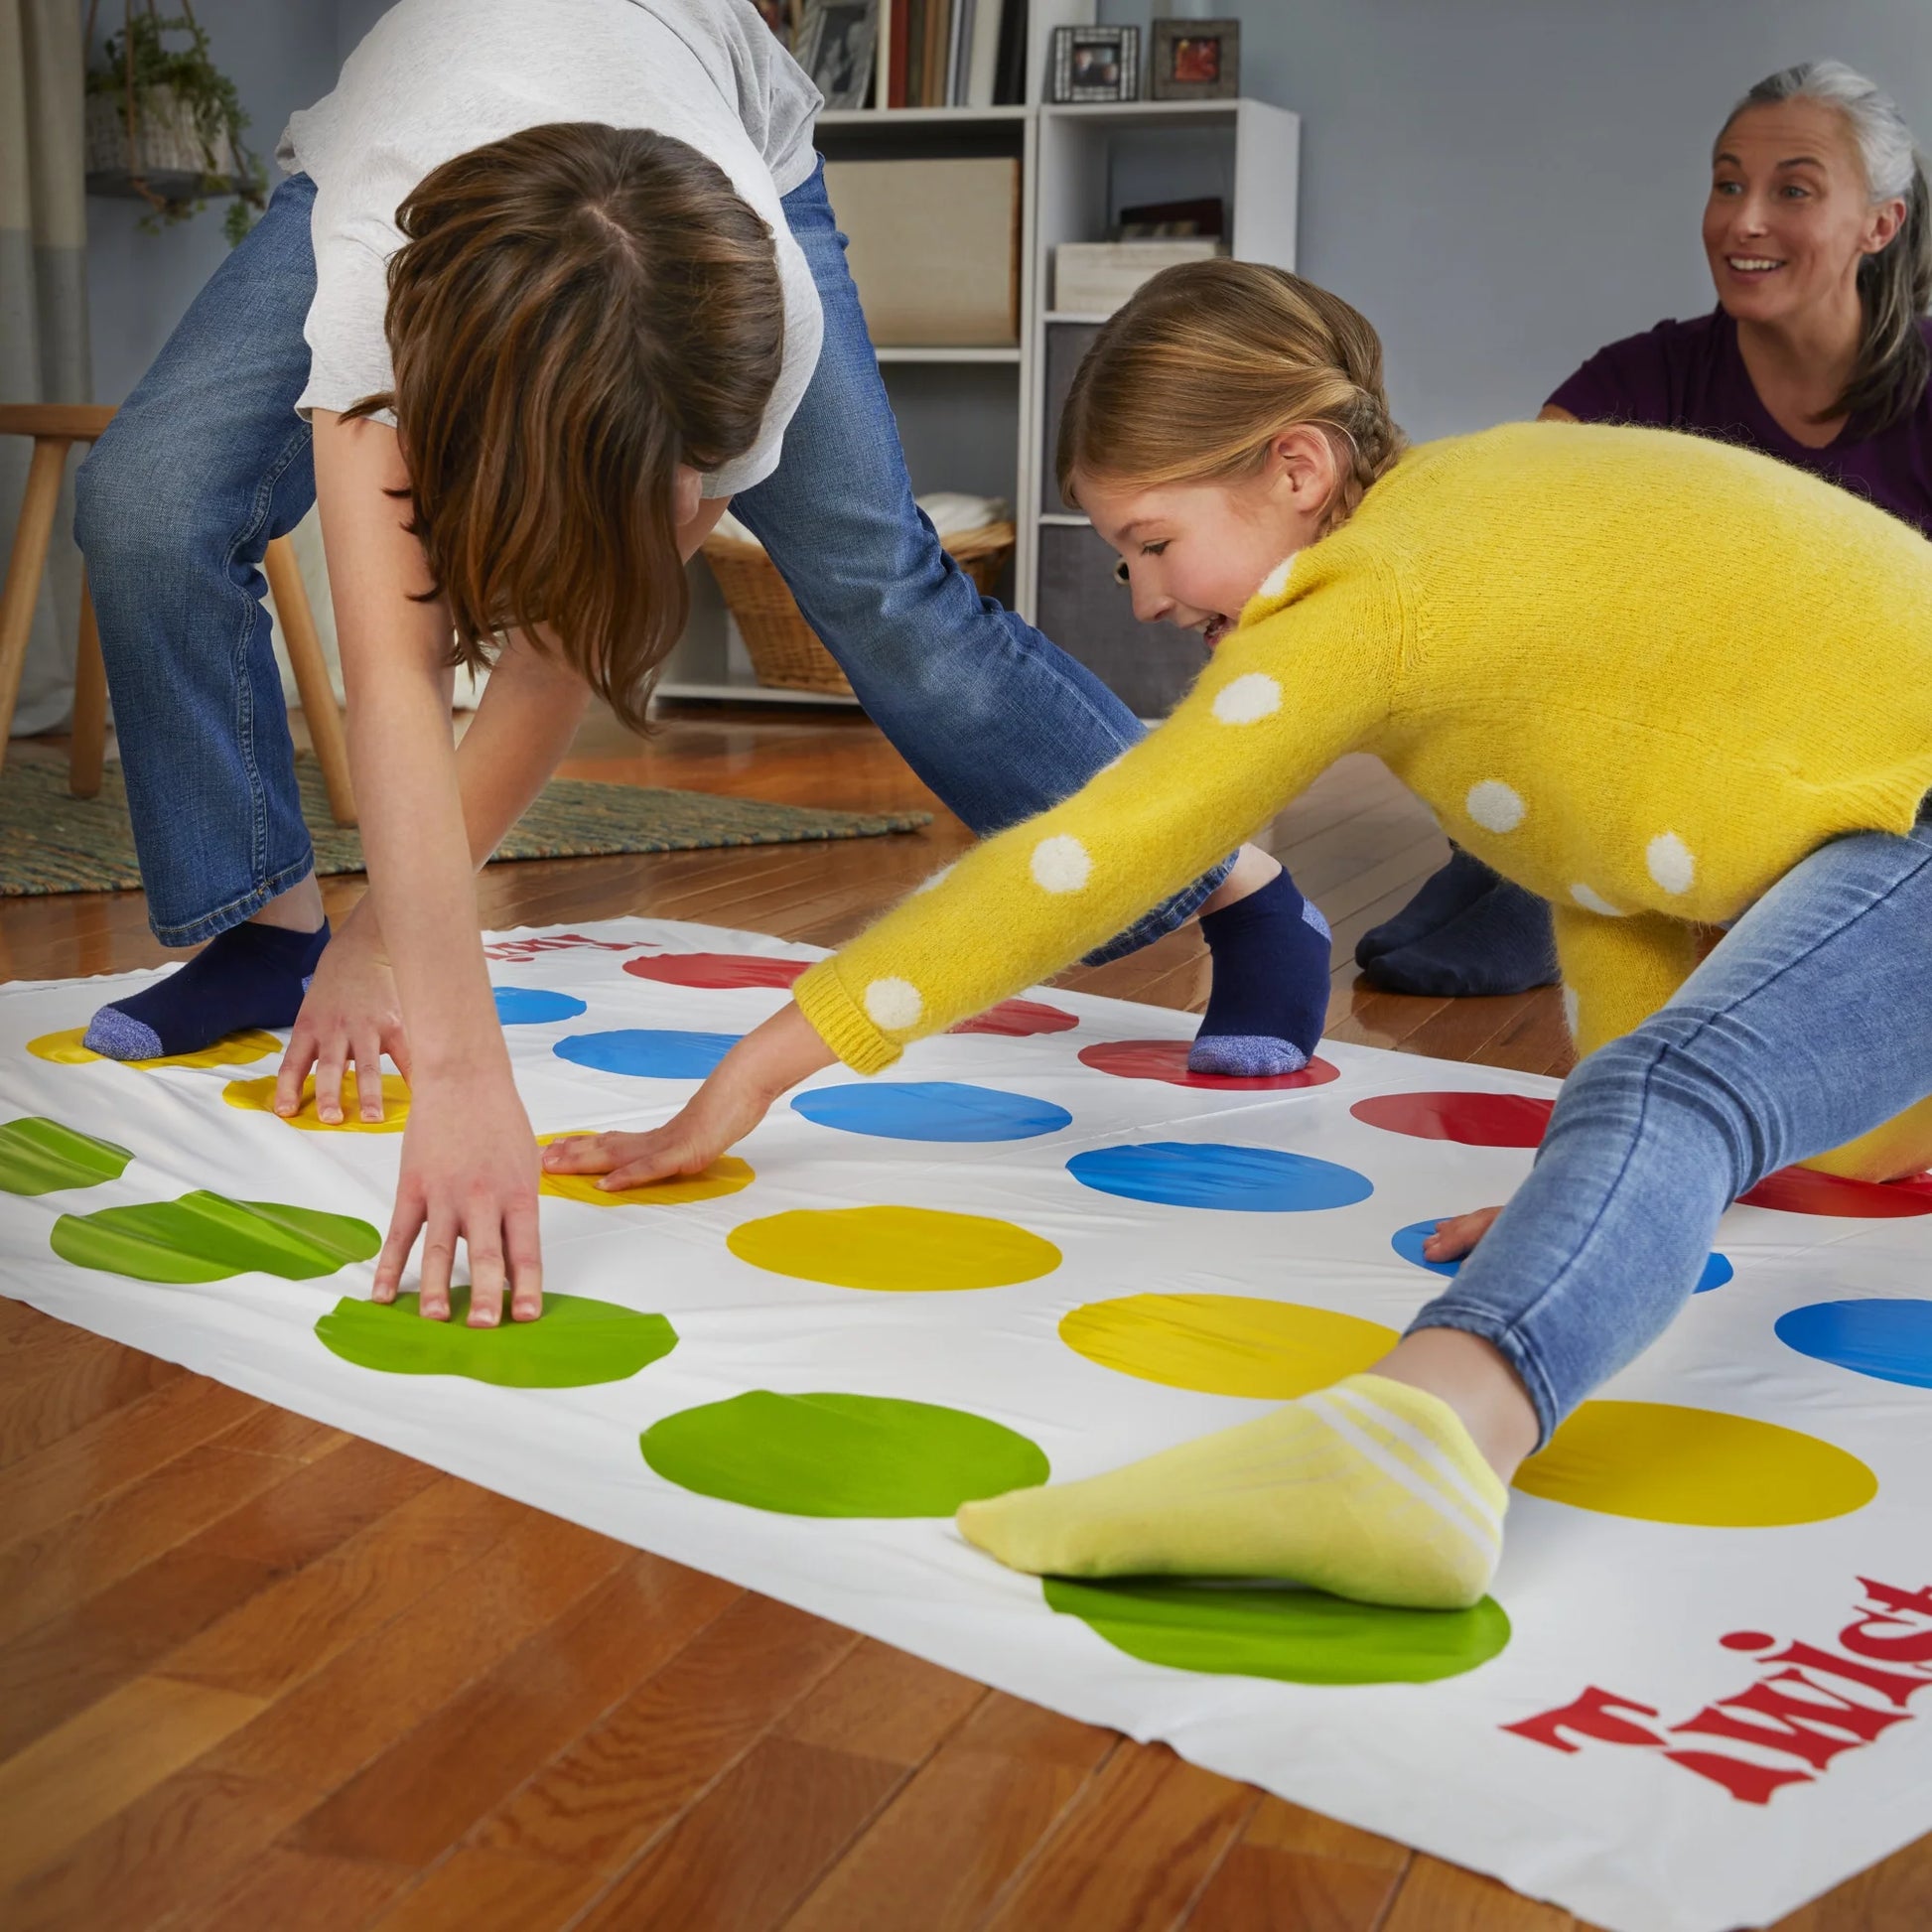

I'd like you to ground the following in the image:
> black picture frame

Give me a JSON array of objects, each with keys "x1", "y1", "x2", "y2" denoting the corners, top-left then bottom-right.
[
  {"x1": 1050, "y1": 25, "x2": 1141, "y2": 105},
  {"x1": 1151, "y1": 18, "x2": 1239, "y2": 101},
  {"x1": 796, "y1": 0, "x2": 878, "y2": 111}
]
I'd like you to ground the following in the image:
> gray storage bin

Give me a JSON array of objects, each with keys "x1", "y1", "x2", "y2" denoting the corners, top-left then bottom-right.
[{"x1": 1035, "y1": 521, "x2": 1205, "y2": 720}]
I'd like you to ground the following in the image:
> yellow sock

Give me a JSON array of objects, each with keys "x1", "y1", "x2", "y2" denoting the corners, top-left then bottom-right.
[{"x1": 956, "y1": 1373, "x2": 1507, "y2": 1610}]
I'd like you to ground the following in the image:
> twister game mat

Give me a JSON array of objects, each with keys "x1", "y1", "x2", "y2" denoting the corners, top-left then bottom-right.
[{"x1": 3, "y1": 917, "x2": 1930, "y2": 1932}]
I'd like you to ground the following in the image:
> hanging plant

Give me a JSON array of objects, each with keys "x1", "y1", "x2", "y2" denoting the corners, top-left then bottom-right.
[{"x1": 84, "y1": 2, "x2": 267, "y2": 246}]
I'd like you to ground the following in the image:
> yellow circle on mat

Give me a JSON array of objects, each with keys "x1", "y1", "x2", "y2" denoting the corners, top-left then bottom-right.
[
  {"x1": 1515, "y1": 1400, "x2": 1877, "y2": 1526},
  {"x1": 29, "y1": 1026, "x2": 281, "y2": 1070},
  {"x1": 728, "y1": 1205, "x2": 1060, "y2": 1292},
  {"x1": 535, "y1": 1134, "x2": 756, "y2": 1207},
  {"x1": 1060, "y1": 1293, "x2": 1398, "y2": 1398},
  {"x1": 222, "y1": 1070, "x2": 411, "y2": 1133}
]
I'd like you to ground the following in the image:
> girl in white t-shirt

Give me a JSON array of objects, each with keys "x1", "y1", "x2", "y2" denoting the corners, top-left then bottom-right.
[{"x1": 72, "y1": 0, "x2": 1317, "y2": 1325}]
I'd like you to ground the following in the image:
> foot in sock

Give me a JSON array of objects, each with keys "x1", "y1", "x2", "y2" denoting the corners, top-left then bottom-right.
[
  {"x1": 1355, "y1": 846, "x2": 1502, "y2": 967},
  {"x1": 956, "y1": 1372, "x2": 1507, "y2": 1610},
  {"x1": 1359, "y1": 879, "x2": 1559, "y2": 999},
  {"x1": 1187, "y1": 867, "x2": 1331, "y2": 1077},
  {"x1": 83, "y1": 917, "x2": 331, "y2": 1062}
]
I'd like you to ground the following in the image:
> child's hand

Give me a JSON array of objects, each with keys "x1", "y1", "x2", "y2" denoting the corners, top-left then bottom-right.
[
  {"x1": 278, "y1": 901, "x2": 408, "y2": 1125},
  {"x1": 1421, "y1": 1205, "x2": 1503, "y2": 1263},
  {"x1": 542, "y1": 1000, "x2": 838, "y2": 1189}
]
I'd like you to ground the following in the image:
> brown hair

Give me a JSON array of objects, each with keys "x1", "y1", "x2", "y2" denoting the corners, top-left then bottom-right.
[
  {"x1": 345, "y1": 123, "x2": 785, "y2": 730},
  {"x1": 1056, "y1": 259, "x2": 1405, "y2": 536}
]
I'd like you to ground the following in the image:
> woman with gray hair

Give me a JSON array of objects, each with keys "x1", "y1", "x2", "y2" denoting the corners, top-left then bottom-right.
[{"x1": 1361, "y1": 59, "x2": 1932, "y2": 999}]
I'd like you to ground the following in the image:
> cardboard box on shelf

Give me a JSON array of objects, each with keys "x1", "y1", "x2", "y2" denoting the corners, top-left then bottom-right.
[
  {"x1": 823, "y1": 157, "x2": 1022, "y2": 346},
  {"x1": 1052, "y1": 237, "x2": 1227, "y2": 316}
]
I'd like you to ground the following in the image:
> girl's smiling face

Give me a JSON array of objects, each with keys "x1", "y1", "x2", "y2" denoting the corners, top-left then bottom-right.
[
  {"x1": 1074, "y1": 425, "x2": 1341, "y2": 651},
  {"x1": 1704, "y1": 98, "x2": 1905, "y2": 329}
]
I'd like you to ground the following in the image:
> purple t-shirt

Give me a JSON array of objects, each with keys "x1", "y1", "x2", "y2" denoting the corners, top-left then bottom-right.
[{"x1": 1547, "y1": 308, "x2": 1932, "y2": 539}]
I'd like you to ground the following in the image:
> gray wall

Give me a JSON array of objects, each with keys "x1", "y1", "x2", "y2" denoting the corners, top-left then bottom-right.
[
  {"x1": 85, "y1": 0, "x2": 339, "y2": 403},
  {"x1": 1101, "y1": 0, "x2": 1932, "y2": 442},
  {"x1": 84, "y1": 3, "x2": 1932, "y2": 429}
]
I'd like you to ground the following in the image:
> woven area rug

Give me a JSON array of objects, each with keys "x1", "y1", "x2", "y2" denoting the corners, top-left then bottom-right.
[{"x1": 0, "y1": 753, "x2": 930, "y2": 896}]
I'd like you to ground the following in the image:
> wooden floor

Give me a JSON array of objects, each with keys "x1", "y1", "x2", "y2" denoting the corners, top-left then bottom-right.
[{"x1": 1, "y1": 709, "x2": 1925, "y2": 1931}]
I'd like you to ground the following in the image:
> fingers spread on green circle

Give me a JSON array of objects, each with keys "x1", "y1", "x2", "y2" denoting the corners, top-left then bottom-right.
[{"x1": 316, "y1": 1292, "x2": 678, "y2": 1387}]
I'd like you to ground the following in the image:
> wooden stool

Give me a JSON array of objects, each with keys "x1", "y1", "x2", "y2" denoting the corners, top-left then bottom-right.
[{"x1": 0, "y1": 402, "x2": 356, "y2": 824}]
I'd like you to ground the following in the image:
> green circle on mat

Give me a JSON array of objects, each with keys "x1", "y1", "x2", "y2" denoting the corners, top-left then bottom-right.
[
  {"x1": 51, "y1": 1191, "x2": 380, "y2": 1284},
  {"x1": 0, "y1": 1117, "x2": 133, "y2": 1195},
  {"x1": 315, "y1": 1292, "x2": 677, "y2": 1388},
  {"x1": 1042, "y1": 1578, "x2": 1511, "y2": 1685},
  {"x1": 641, "y1": 1390, "x2": 1050, "y2": 1516}
]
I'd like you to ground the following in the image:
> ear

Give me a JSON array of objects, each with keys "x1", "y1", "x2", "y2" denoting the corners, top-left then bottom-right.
[
  {"x1": 1863, "y1": 195, "x2": 1909, "y2": 257},
  {"x1": 1267, "y1": 425, "x2": 1342, "y2": 514},
  {"x1": 672, "y1": 464, "x2": 704, "y2": 528}
]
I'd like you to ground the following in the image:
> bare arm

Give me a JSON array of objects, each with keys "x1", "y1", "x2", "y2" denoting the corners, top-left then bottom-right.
[
  {"x1": 311, "y1": 409, "x2": 542, "y2": 1323},
  {"x1": 1538, "y1": 404, "x2": 1580, "y2": 423}
]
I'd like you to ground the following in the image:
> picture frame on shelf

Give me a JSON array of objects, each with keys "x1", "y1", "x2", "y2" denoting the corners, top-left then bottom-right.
[
  {"x1": 1150, "y1": 17, "x2": 1239, "y2": 100},
  {"x1": 1049, "y1": 25, "x2": 1140, "y2": 104},
  {"x1": 795, "y1": 0, "x2": 878, "y2": 109}
]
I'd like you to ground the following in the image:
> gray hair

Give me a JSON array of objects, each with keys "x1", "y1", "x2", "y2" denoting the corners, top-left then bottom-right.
[{"x1": 1724, "y1": 60, "x2": 1931, "y2": 431}]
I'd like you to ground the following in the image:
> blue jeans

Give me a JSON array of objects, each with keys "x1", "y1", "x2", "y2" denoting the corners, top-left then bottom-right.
[
  {"x1": 1411, "y1": 802, "x2": 1932, "y2": 1446},
  {"x1": 73, "y1": 163, "x2": 1226, "y2": 949}
]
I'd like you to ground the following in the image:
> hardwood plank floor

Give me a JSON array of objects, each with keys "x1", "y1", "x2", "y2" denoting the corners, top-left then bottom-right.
[{"x1": 0, "y1": 706, "x2": 1920, "y2": 1930}]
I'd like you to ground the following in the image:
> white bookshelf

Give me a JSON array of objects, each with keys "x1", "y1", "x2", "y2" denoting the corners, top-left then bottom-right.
[{"x1": 654, "y1": 98, "x2": 1300, "y2": 711}]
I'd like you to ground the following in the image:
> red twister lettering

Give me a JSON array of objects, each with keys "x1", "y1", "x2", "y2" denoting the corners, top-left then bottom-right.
[
  {"x1": 484, "y1": 932, "x2": 654, "y2": 963},
  {"x1": 1503, "y1": 1579, "x2": 1932, "y2": 1805}
]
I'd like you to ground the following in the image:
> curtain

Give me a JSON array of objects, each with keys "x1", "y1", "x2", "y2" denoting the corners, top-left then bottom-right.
[{"x1": 0, "y1": 0, "x2": 89, "y2": 735}]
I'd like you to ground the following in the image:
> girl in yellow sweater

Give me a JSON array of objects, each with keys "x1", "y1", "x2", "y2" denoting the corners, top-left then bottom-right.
[{"x1": 547, "y1": 260, "x2": 1932, "y2": 1612}]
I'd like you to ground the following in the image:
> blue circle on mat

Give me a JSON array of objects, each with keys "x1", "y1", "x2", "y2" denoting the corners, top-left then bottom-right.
[
  {"x1": 1774, "y1": 1298, "x2": 1932, "y2": 1388},
  {"x1": 553, "y1": 1030, "x2": 741, "y2": 1079},
  {"x1": 1067, "y1": 1143, "x2": 1372, "y2": 1212},
  {"x1": 792, "y1": 1082, "x2": 1072, "y2": 1143},
  {"x1": 493, "y1": 987, "x2": 588, "y2": 1025},
  {"x1": 1390, "y1": 1218, "x2": 1732, "y2": 1292}
]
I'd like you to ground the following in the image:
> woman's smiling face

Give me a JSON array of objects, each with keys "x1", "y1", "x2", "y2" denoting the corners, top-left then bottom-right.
[{"x1": 1704, "y1": 98, "x2": 1904, "y2": 329}]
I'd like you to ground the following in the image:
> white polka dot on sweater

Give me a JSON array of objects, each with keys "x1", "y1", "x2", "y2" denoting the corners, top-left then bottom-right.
[
  {"x1": 1569, "y1": 882, "x2": 1624, "y2": 917},
  {"x1": 1647, "y1": 832, "x2": 1695, "y2": 896},
  {"x1": 1212, "y1": 673, "x2": 1283, "y2": 725},
  {"x1": 1562, "y1": 986, "x2": 1581, "y2": 1040},
  {"x1": 1257, "y1": 555, "x2": 1297, "y2": 600},
  {"x1": 1465, "y1": 780, "x2": 1525, "y2": 834},
  {"x1": 1031, "y1": 835, "x2": 1092, "y2": 894},
  {"x1": 912, "y1": 864, "x2": 954, "y2": 895},
  {"x1": 864, "y1": 978, "x2": 922, "y2": 1031}
]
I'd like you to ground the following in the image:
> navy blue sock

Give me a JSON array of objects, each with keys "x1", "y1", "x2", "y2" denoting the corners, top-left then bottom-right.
[
  {"x1": 1188, "y1": 867, "x2": 1331, "y2": 1077},
  {"x1": 1355, "y1": 847, "x2": 1501, "y2": 968},
  {"x1": 84, "y1": 918, "x2": 331, "y2": 1061},
  {"x1": 1358, "y1": 880, "x2": 1559, "y2": 998}
]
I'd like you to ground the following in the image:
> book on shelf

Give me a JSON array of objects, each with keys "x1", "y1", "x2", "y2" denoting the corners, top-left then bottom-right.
[{"x1": 872, "y1": 0, "x2": 1030, "y2": 107}]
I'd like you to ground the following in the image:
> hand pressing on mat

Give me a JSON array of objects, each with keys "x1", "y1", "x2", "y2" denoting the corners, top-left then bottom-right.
[
  {"x1": 277, "y1": 900, "x2": 411, "y2": 1125},
  {"x1": 543, "y1": 1002, "x2": 835, "y2": 1190},
  {"x1": 1421, "y1": 1205, "x2": 1503, "y2": 1265}
]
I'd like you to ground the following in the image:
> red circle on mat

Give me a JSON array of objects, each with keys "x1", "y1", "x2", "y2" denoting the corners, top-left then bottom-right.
[
  {"x1": 625, "y1": 952, "x2": 807, "y2": 990},
  {"x1": 1350, "y1": 1091, "x2": 1555, "y2": 1148},
  {"x1": 1736, "y1": 1166, "x2": 1932, "y2": 1218},
  {"x1": 1721, "y1": 1631, "x2": 1777, "y2": 1653},
  {"x1": 1079, "y1": 1039, "x2": 1340, "y2": 1091},
  {"x1": 953, "y1": 998, "x2": 1079, "y2": 1038}
]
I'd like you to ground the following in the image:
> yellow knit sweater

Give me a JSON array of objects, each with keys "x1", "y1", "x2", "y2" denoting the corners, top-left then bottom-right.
[{"x1": 795, "y1": 422, "x2": 1932, "y2": 1173}]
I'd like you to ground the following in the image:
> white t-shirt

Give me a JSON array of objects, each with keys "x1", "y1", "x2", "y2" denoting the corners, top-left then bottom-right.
[{"x1": 279, "y1": 0, "x2": 823, "y2": 496}]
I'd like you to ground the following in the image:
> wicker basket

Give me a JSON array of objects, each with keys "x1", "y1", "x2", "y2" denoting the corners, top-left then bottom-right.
[{"x1": 702, "y1": 520, "x2": 1017, "y2": 696}]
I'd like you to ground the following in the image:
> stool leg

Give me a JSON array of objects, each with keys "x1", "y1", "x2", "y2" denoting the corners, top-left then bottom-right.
[
  {"x1": 69, "y1": 575, "x2": 108, "y2": 797},
  {"x1": 0, "y1": 438, "x2": 71, "y2": 778},
  {"x1": 264, "y1": 533, "x2": 357, "y2": 827}
]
